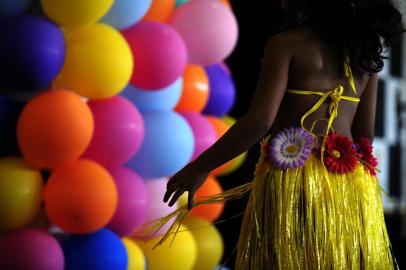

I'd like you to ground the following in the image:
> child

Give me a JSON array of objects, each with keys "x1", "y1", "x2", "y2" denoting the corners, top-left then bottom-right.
[{"x1": 149, "y1": 0, "x2": 405, "y2": 269}]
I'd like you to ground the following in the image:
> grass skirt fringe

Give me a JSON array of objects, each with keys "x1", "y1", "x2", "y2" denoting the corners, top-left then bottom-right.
[{"x1": 140, "y1": 136, "x2": 395, "y2": 270}]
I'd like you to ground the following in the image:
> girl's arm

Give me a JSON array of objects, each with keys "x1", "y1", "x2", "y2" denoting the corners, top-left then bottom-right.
[
  {"x1": 164, "y1": 34, "x2": 293, "y2": 208},
  {"x1": 351, "y1": 73, "x2": 378, "y2": 141}
]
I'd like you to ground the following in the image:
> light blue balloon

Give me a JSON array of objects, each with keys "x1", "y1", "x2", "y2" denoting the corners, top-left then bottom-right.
[
  {"x1": 120, "y1": 78, "x2": 183, "y2": 112},
  {"x1": 216, "y1": 266, "x2": 231, "y2": 270},
  {"x1": 102, "y1": 0, "x2": 152, "y2": 30},
  {"x1": 0, "y1": 0, "x2": 32, "y2": 18},
  {"x1": 176, "y1": 0, "x2": 189, "y2": 7},
  {"x1": 127, "y1": 111, "x2": 194, "y2": 178}
]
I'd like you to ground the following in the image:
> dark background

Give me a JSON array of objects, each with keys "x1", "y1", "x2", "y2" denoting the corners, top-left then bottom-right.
[{"x1": 218, "y1": 0, "x2": 405, "y2": 268}]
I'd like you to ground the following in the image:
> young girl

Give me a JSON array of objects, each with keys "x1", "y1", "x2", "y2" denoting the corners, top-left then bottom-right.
[{"x1": 147, "y1": 0, "x2": 405, "y2": 269}]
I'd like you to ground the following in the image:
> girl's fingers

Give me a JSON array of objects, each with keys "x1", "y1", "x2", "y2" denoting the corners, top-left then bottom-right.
[
  {"x1": 168, "y1": 188, "x2": 186, "y2": 207},
  {"x1": 187, "y1": 190, "x2": 195, "y2": 210}
]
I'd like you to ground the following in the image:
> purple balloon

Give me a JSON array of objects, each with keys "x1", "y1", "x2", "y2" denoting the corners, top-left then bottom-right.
[
  {"x1": 0, "y1": 229, "x2": 64, "y2": 270},
  {"x1": 203, "y1": 64, "x2": 236, "y2": 117},
  {"x1": 107, "y1": 166, "x2": 148, "y2": 236},
  {"x1": 180, "y1": 112, "x2": 217, "y2": 160},
  {"x1": 0, "y1": 15, "x2": 65, "y2": 90},
  {"x1": 82, "y1": 96, "x2": 145, "y2": 167}
]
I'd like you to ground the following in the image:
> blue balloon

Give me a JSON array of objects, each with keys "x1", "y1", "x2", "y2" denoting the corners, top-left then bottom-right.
[
  {"x1": 203, "y1": 64, "x2": 236, "y2": 117},
  {"x1": 61, "y1": 229, "x2": 127, "y2": 270},
  {"x1": 216, "y1": 266, "x2": 231, "y2": 270},
  {"x1": 127, "y1": 111, "x2": 194, "y2": 178},
  {"x1": 102, "y1": 0, "x2": 152, "y2": 30},
  {"x1": 0, "y1": 16, "x2": 65, "y2": 90},
  {"x1": 0, "y1": 0, "x2": 32, "y2": 19},
  {"x1": 176, "y1": 0, "x2": 189, "y2": 7},
  {"x1": 120, "y1": 78, "x2": 183, "y2": 112}
]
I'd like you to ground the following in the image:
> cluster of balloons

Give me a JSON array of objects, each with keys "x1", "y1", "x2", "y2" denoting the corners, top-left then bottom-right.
[{"x1": 0, "y1": 0, "x2": 245, "y2": 269}]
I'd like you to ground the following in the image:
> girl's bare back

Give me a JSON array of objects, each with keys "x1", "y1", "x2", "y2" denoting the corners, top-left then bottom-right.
[{"x1": 269, "y1": 25, "x2": 377, "y2": 140}]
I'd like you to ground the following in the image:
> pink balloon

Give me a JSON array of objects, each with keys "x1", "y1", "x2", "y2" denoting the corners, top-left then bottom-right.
[
  {"x1": 123, "y1": 21, "x2": 187, "y2": 90},
  {"x1": 180, "y1": 112, "x2": 217, "y2": 160},
  {"x1": 107, "y1": 166, "x2": 148, "y2": 236},
  {"x1": 170, "y1": 0, "x2": 238, "y2": 65},
  {"x1": 0, "y1": 229, "x2": 64, "y2": 270},
  {"x1": 132, "y1": 178, "x2": 178, "y2": 239},
  {"x1": 83, "y1": 96, "x2": 144, "y2": 166}
]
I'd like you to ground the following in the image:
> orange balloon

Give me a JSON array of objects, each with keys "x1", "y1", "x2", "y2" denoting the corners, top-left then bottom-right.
[
  {"x1": 219, "y1": 0, "x2": 232, "y2": 9},
  {"x1": 206, "y1": 116, "x2": 232, "y2": 175},
  {"x1": 43, "y1": 159, "x2": 118, "y2": 233},
  {"x1": 144, "y1": 0, "x2": 175, "y2": 22},
  {"x1": 175, "y1": 65, "x2": 210, "y2": 113},
  {"x1": 17, "y1": 90, "x2": 94, "y2": 170},
  {"x1": 191, "y1": 175, "x2": 224, "y2": 222}
]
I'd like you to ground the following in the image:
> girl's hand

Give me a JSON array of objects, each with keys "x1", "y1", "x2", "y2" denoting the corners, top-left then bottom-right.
[{"x1": 163, "y1": 163, "x2": 209, "y2": 210}]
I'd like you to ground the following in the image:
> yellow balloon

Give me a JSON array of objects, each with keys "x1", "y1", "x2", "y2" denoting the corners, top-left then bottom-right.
[
  {"x1": 0, "y1": 157, "x2": 43, "y2": 234},
  {"x1": 54, "y1": 23, "x2": 133, "y2": 99},
  {"x1": 122, "y1": 238, "x2": 147, "y2": 270},
  {"x1": 136, "y1": 225, "x2": 197, "y2": 270},
  {"x1": 41, "y1": 0, "x2": 114, "y2": 27},
  {"x1": 184, "y1": 217, "x2": 224, "y2": 270},
  {"x1": 220, "y1": 116, "x2": 248, "y2": 176}
]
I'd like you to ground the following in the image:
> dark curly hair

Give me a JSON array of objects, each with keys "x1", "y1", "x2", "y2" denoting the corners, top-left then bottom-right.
[{"x1": 299, "y1": 0, "x2": 405, "y2": 75}]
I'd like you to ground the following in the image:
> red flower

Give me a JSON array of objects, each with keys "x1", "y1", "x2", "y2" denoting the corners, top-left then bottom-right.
[
  {"x1": 356, "y1": 137, "x2": 378, "y2": 175},
  {"x1": 323, "y1": 132, "x2": 358, "y2": 174}
]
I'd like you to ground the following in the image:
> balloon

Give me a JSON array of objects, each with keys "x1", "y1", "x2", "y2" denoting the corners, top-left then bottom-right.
[
  {"x1": 43, "y1": 159, "x2": 118, "y2": 234},
  {"x1": 203, "y1": 64, "x2": 236, "y2": 116},
  {"x1": 62, "y1": 229, "x2": 127, "y2": 270},
  {"x1": 0, "y1": 157, "x2": 42, "y2": 234},
  {"x1": 41, "y1": 0, "x2": 114, "y2": 27},
  {"x1": 83, "y1": 96, "x2": 144, "y2": 166},
  {"x1": 102, "y1": 0, "x2": 152, "y2": 30},
  {"x1": 216, "y1": 266, "x2": 231, "y2": 270},
  {"x1": 206, "y1": 116, "x2": 232, "y2": 175},
  {"x1": 180, "y1": 112, "x2": 217, "y2": 160},
  {"x1": 175, "y1": 0, "x2": 189, "y2": 6},
  {"x1": 136, "y1": 224, "x2": 197, "y2": 270},
  {"x1": 132, "y1": 178, "x2": 179, "y2": 239},
  {"x1": 107, "y1": 167, "x2": 148, "y2": 236},
  {"x1": 17, "y1": 90, "x2": 94, "y2": 169},
  {"x1": 219, "y1": 0, "x2": 232, "y2": 8},
  {"x1": 170, "y1": 0, "x2": 238, "y2": 65},
  {"x1": 191, "y1": 175, "x2": 224, "y2": 222},
  {"x1": 0, "y1": 0, "x2": 32, "y2": 19},
  {"x1": 0, "y1": 229, "x2": 64, "y2": 270},
  {"x1": 122, "y1": 238, "x2": 147, "y2": 270},
  {"x1": 127, "y1": 111, "x2": 194, "y2": 178},
  {"x1": 175, "y1": 65, "x2": 210, "y2": 113},
  {"x1": 0, "y1": 16, "x2": 65, "y2": 90},
  {"x1": 121, "y1": 78, "x2": 183, "y2": 112},
  {"x1": 219, "y1": 116, "x2": 247, "y2": 175},
  {"x1": 54, "y1": 23, "x2": 133, "y2": 99},
  {"x1": 123, "y1": 21, "x2": 187, "y2": 90},
  {"x1": 184, "y1": 217, "x2": 224, "y2": 270},
  {"x1": 143, "y1": 0, "x2": 175, "y2": 22}
]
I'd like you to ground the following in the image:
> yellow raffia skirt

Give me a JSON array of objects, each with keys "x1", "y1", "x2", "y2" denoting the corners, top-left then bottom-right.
[{"x1": 142, "y1": 135, "x2": 396, "y2": 270}]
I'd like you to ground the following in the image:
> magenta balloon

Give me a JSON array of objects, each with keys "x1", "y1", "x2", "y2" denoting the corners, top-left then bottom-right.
[
  {"x1": 83, "y1": 96, "x2": 144, "y2": 166},
  {"x1": 123, "y1": 21, "x2": 187, "y2": 90},
  {"x1": 170, "y1": 0, "x2": 238, "y2": 65},
  {"x1": 180, "y1": 112, "x2": 217, "y2": 160},
  {"x1": 132, "y1": 178, "x2": 178, "y2": 239},
  {"x1": 107, "y1": 166, "x2": 148, "y2": 236},
  {"x1": 0, "y1": 229, "x2": 64, "y2": 270}
]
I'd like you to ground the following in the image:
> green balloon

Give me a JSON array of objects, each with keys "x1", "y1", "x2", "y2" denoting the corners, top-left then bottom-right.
[{"x1": 176, "y1": 0, "x2": 189, "y2": 7}]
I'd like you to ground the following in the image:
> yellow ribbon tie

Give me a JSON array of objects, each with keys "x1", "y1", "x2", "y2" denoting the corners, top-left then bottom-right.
[{"x1": 286, "y1": 86, "x2": 360, "y2": 179}]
